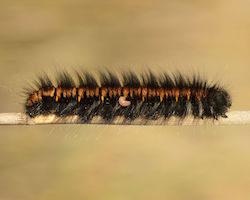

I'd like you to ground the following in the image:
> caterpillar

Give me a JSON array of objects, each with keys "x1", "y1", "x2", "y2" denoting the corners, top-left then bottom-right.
[{"x1": 25, "y1": 70, "x2": 232, "y2": 124}]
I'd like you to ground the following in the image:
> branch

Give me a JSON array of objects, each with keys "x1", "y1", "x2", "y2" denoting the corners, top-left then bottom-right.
[{"x1": 0, "y1": 111, "x2": 250, "y2": 126}]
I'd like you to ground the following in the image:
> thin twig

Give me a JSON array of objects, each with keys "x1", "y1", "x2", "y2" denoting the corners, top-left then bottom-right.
[{"x1": 0, "y1": 111, "x2": 250, "y2": 126}]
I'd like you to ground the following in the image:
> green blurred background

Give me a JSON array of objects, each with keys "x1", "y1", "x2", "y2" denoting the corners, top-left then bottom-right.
[{"x1": 0, "y1": 1, "x2": 250, "y2": 199}]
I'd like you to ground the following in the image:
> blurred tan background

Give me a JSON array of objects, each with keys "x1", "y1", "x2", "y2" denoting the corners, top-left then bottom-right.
[{"x1": 0, "y1": 0, "x2": 250, "y2": 199}]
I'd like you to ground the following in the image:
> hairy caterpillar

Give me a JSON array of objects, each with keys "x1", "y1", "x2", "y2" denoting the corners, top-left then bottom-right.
[{"x1": 25, "y1": 70, "x2": 232, "y2": 124}]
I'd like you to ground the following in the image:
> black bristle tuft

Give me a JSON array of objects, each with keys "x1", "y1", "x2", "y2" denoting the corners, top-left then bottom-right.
[
  {"x1": 57, "y1": 72, "x2": 75, "y2": 88},
  {"x1": 122, "y1": 72, "x2": 140, "y2": 87}
]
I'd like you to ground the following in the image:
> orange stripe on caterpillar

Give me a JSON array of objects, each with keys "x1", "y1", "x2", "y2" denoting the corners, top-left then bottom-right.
[
  {"x1": 78, "y1": 88, "x2": 84, "y2": 102},
  {"x1": 101, "y1": 88, "x2": 107, "y2": 102},
  {"x1": 142, "y1": 88, "x2": 147, "y2": 102},
  {"x1": 123, "y1": 88, "x2": 129, "y2": 100},
  {"x1": 72, "y1": 88, "x2": 76, "y2": 98}
]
